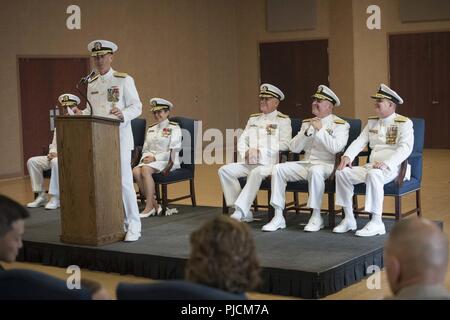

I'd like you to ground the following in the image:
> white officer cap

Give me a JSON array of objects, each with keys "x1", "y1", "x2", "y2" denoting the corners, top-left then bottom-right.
[
  {"x1": 58, "y1": 93, "x2": 80, "y2": 107},
  {"x1": 149, "y1": 97, "x2": 174, "y2": 112},
  {"x1": 259, "y1": 83, "x2": 285, "y2": 101},
  {"x1": 87, "y1": 40, "x2": 118, "y2": 57},
  {"x1": 371, "y1": 84, "x2": 403, "y2": 105},
  {"x1": 312, "y1": 85, "x2": 341, "y2": 107}
]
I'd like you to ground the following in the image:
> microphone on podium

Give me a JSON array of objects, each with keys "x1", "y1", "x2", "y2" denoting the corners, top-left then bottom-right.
[
  {"x1": 76, "y1": 70, "x2": 96, "y2": 115},
  {"x1": 79, "y1": 70, "x2": 96, "y2": 84}
]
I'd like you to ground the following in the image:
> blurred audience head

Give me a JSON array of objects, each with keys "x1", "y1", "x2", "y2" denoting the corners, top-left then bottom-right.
[
  {"x1": 81, "y1": 278, "x2": 112, "y2": 300},
  {"x1": 385, "y1": 217, "x2": 448, "y2": 296},
  {"x1": 0, "y1": 195, "x2": 30, "y2": 263},
  {"x1": 185, "y1": 215, "x2": 260, "y2": 294}
]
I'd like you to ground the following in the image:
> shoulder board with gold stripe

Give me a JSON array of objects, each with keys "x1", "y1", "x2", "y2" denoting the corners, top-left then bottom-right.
[
  {"x1": 368, "y1": 116, "x2": 379, "y2": 120},
  {"x1": 249, "y1": 113, "x2": 262, "y2": 118},
  {"x1": 277, "y1": 112, "x2": 289, "y2": 118},
  {"x1": 334, "y1": 118, "x2": 347, "y2": 125},
  {"x1": 88, "y1": 75, "x2": 99, "y2": 83},
  {"x1": 394, "y1": 115, "x2": 409, "y2": 123},
  {"x1": 113, "y1": 72, "x2": 128, "y2": 78},
  {"x1": 302, "y1": 118, "x2": 312, "y2": 123},
  {"x1": 169, "y1": 121, "x2": 179, "y2": 126}
]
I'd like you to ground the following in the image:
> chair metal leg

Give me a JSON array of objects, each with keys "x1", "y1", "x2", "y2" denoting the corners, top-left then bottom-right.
[
  {"x1": 352, "y1": 195, "x2": 359, "y2": 219},
  {"x1": 253, "y1": 197, "x2": 259, "y2": 212},
  {"x1": 395, "y1": 195, "x2": 401, "y2": 220},
  {"x1": 162, "y1": 184, "x2": 168, "y2": 215},
  {"x1": 268, "y1": 189, "x2": 274, "y2": 220},
  {"x1": 222, "y1": 195, "x2": 229, "y2": 214},
  {"x1": 190, "y1": 179, "x2": 197, "y2": 207},
  {"x1": 328, "y1": 192, "x2": 336, "y2": 228},
  {"x1": 155, "y1": 184, "x2": 161, "y2": 202},
  {"x1": 294, "y1": 192, "x2": 299, "y2": 214},
  {"x1": 416, "y1": 189, "x2": 422, "y2": 217}
]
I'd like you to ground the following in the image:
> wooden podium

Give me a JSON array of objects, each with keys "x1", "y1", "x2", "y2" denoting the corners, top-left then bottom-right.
[{"x1": 55, "y1": 115, "x2": 125, "y2": 246}]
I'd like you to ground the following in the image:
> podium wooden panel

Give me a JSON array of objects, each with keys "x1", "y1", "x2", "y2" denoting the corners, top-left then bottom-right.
[{"x1": 56, "y1": 115, "x2": 125, "y2": 246}]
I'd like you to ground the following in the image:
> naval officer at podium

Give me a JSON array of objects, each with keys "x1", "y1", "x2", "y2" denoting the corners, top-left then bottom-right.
[{"x1": 73, "y1": 39, "x2": 142, "y2": 242}]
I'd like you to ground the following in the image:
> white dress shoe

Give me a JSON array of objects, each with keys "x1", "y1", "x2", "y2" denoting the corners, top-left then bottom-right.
[
  {"x1": 27, "y1": 194, "x2": 47, "y2": 208},
  {"x1": 333, "y1": 218, "x2": 357, "y2": 233},
  {"x1": 241, "y1": 211, "x2": 254, "y2": 223},
  {"x1": 230, "y1": 210, "x2": 243, "y2": 221},
  {"x1": 139, "y1": 206, "x2": 162, "y2": 218},
  {"x1": 44, "y1": 197, "x2": 59, "y2": 210},
  {"x1": 355, "y1": 221, "x2": 386, "y2": 237},
  {"x1": 304, "y1": 216, "x2": 324, "y2": 232},
  {"x1": 262, "y1": 216, "x2": 286, "y2": 232},
  {"x1": 124, "y1": 230, "x2": 141, "y2": 242}
]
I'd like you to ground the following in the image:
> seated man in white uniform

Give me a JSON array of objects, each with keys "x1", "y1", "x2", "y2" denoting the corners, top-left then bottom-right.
[
  {"x1": 334, "y1": 84, "x2": 414, "y2": 237},
  {"x1": 218, "y1": 84, "x2": 291, "y2": 222},
  {"x1": 264, "y1": 85, "x2": 349, "y2": 232},
  {"x1": 26, "y1": 94, "x2": 80, "y2": 210},
  {"x1": 132, "y1": 98, "x2": 182, "y2": 218}
]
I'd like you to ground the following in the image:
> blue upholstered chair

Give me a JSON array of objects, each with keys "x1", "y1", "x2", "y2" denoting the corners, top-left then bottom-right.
[
  {"x1": 116, "y1": 280, "x2": 247, "y2": 300},
  {"x1": 130, "y1": 118, "x2": 147, "y2": 166},
  {"x1": 152, "y1": 116, "x2": 197, "y2": 213},
  {"x1": 130, "y1": 118, "x2": 147, "y2": 204},
  {"x1": 284, "y1": 117, "x2": 362, "y2": 227},
  {"x1": 352, "y1": 118, "x2": 424, "y2": 220},
  {"x1": 131, "y1": 118, "x2": 147, "y2": 150},
  {"x1": 0, "y1": 269, "x2": 91, "y2": 300}
]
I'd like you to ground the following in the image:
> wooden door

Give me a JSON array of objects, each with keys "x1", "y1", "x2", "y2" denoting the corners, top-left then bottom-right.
[
  {"x1": 259, "y1": 39, "x2": 329, "y2": 120},
  {"x1": 19, "y1": 57, "x2": 90, "y2": 174},
  {"x1": 389, "y1": 31, "x2": 450, "y2": 148}
]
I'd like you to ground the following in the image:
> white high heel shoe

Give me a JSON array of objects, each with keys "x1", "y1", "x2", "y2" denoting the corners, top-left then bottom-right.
[{"x1": 139, "y1": 206, "x2": 162, "y2": 218}]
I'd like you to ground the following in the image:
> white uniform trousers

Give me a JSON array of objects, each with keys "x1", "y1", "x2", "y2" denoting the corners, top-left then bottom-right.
[
  {"x1": 27, "y1": 156, "x2": 59, "y2": 196},
  {"x1": 218, "y1": 163, "x2": 272, "y2": 215},
  {"x1": 335, "y1": 165, "x2": 398, "y2": 216},
  {"x1": 121, "y1": 148, "x2": 141, "y2": 233},
  {"x1": 270, "y1": 162, "x2": 333, "y2": 211}
]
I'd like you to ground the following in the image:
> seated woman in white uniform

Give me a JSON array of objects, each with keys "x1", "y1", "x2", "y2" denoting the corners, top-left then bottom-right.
[
  {"x1": 26, "y1": 94, "x2": 80, "y2": 210},
  {"x1": 132, "y1": 98, "x2": 182, "y2": 218}
]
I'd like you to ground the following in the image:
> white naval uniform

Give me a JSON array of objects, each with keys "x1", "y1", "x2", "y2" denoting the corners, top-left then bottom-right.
[
  {"x1": 218, "y1": 110, "x2": 292, "y2": 215},
  {"x1": 335, "y1": 113, "x2": 414, "y2": 217},
  {"x1": 83, "y1": 67, "x2": 142, "y2": 233},
  {"x1": 270, "y1": 114, "x2": 350, "y2": 211},
  {"x1": 27, "y1": 130, "x2": 60, "y2": 196},
  {"x1": 136, "y1": 119, "x2": 182, "y2": 172}
]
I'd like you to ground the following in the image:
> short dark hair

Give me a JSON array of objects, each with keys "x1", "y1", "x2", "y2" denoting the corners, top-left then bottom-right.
[
  {"x1": 185, "y1": 215, "x2": 261, "y2": 294},
  {"x1": 0, "y1": 194, "x2": 30, "y2": 237},
  {"x1": 81, "y1": 278, "x2": 102, "y2": 295}
]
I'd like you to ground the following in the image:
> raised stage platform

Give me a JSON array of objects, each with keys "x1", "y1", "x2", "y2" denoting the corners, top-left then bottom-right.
[{"x1": 19, "y1": 205, "x2": 394, "y2": 299}]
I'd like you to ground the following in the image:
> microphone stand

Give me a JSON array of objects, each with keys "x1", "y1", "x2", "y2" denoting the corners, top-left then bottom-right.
[{"x1": 75, "y1": 80, "x2": 93, "y2": 116}]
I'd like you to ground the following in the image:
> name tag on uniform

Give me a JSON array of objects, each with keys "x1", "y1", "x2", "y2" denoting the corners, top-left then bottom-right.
[
  {"x1": 249, "y1": 124, "x2": 258, "y2": 127},
  {"x1": 148, "y1": 129, "x2": 155, "y2": 132},
  {"x1": 369, "y1": 129, "x2": 378, "y2": 134},
  {"x1": 90, "y1": 91, "x2": 99, "y2": 95}
]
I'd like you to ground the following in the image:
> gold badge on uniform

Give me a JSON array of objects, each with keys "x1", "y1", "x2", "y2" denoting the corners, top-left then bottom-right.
[
  {"x1": 266, "y1": 124, "x2": 277, "y2": 135},
  {"x1": 386, "y1": 125, "x2": 398, "y2": 144},
  {"x1": 107, "y1": 86, "x2": 120, "y2": 102},
  {"x1": 369, "y1": 129, "x2": 378, "y2": 134},
  {"x1": 326, "y1": 128, "x2": 333, "y2": 136}
]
